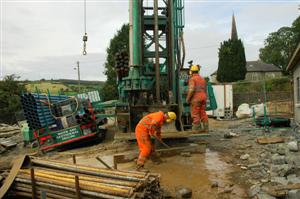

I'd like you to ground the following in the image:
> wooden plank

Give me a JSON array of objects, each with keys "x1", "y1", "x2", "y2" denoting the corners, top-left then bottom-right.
[
  {"x1": 113, "y1": 144, "x2": 207, "y2": 169},
  {"x1": 0, "y1": 139, "x2": 17, "y2": 148},
  {"x1": 114, "y1": 131, "x2": 210, "y2": 141},
  {"x1": 0, "y1": 130, "x2": 20, "y2": 138},
  {"x1": 257, "y1": 137, "x2": 285, "y2": 144}
]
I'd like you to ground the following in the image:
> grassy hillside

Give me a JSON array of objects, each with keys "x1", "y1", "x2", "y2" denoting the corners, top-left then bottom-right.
[
  {"x1": 25, "y1": 82, "x2": 69, "y2": 93},
  {"x1": 24, "y1": 79, "x2": 104, "y2": 95}
]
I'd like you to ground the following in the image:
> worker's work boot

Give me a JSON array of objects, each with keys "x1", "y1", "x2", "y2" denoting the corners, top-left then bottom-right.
[
  {"x1": 192, "y1": 124, "x2": 203, "y2": 134},
  {"x1": 136, "y1": 163, "x2": 144, "y2": 171},
  {"x1": 203, "y1": 122, "x2": 209, "y2": 133},
  {"x1": 136, "y1": 164, "x2": 149, "y2": 172},
  {"x1": 192, "y1": 124, "x2": 200, "y2": 134}
]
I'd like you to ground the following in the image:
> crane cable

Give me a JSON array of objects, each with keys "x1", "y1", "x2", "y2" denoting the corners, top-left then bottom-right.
[{"x1": 82, "y1": 0, "x2": 88, "y2": 55}]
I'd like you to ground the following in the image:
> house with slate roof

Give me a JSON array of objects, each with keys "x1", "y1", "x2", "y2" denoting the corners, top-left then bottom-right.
[{"x1": 210, "y1": 60, "x2": 282, "y2": 83}]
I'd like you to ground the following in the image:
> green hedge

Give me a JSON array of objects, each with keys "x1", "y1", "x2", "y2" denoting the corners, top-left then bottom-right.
[{"x1": 233, "y1": 77, "x2": 291, "y2": 93}]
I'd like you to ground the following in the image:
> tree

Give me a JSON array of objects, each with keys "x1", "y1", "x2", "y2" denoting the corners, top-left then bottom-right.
[
  {"x1": 259, "y1": 16, "x2": 300, "y2": 73},
  {"x1": 217, "y1": 39, "x2": 247, "y2": 82},
  {"x1": 101, "y1": 24, "x2": 129, "y2": 101},
  {"x1": 0, "y1": 75, "x2": 26, "y2": 123}
]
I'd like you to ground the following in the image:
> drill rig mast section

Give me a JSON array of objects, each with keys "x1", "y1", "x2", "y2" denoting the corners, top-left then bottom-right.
[
  {"x1": 125, "y1": 0, "x2": 184, "y2": 103},
  {"x1": 118, "y1": 0, "x2": 185, "y2": 132}
]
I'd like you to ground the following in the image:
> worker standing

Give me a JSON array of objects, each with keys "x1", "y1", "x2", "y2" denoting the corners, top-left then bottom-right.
[
  {"x1": 186, "y1": 65, "x2": 208, "y2": 133},
  {"x1": 135, "y1": 111, "x2": 176, "y2": 169}
]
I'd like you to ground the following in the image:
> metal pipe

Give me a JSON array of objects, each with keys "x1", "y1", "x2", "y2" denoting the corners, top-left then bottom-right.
[
  {"x1": 154, "y1": 0, "x2": 161, "y2": 103},
  {"x1": 20, "y1": 168, "x2": 138, "y2": 188},
  {"x1": 31, "y1": 159, "x2": 146, "y2": 181},
  {"x1": 168, "y1": 0, "x2": 174, "y2": 101},
  {"x1": 12, "y1": 191, "x2": 56, "y2": 199},
  {"x1": 17, "y1": 173, "x2": 132, "y2": 197},
  {"x1": 96, "y1": 156, "x2": 112, "y2": 170},
  {"x1": 15, "y1": 177, "x2": 129, "y2": 199},
  {"x1": 132, "y1": 0, "x2": 141, "y2": 66},
  {"x1": 129, "y1": 0, "x2": 133, "y2": 67},
  {"x1": 14, "y1": 183, "x2": 77, "y2": 199},
  {"x1": 13, "y1": 186, "x2": 73, "y2": 199}
]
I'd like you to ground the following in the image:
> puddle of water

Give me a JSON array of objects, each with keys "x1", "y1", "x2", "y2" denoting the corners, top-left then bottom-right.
[
  {"x1": 64, "y1": 149, "x2": 247, "y2": 199},
  {"x1": 119, "y1": 149, "x2": 246, "y2": 199}
]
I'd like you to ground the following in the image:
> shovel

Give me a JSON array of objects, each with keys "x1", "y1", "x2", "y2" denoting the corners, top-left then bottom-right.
[{"x1": 154, "y1": 136, "x2": 170, "y2": 148}]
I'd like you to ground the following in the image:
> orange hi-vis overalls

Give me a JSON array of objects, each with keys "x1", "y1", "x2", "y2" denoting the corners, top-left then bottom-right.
[
  {"x1": 187, "y1": 74, "x2": 208, "y2": 125},
  {"x1": 135, "y1": 111, "x2": 166, "y2": 165}
]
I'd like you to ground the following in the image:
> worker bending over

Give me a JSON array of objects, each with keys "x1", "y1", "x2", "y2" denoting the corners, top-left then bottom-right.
[
  {"x1": 135, "y1": 111, "x2": 176, "y2": 169},
  {"x1": 186, "y1": 65, "x2": 208, "y2": 133}
]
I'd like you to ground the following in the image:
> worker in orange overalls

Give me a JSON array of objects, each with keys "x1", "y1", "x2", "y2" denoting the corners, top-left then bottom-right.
[
  {"x1": 186, "y1": 65, "x2": 208, "y2": 133},
  {"x1": 135, "y1": 111, "x2": 176, "y2": 169}
]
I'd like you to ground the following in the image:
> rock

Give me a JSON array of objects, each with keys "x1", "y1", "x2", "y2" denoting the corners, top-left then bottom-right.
[
  {"x1": 248, "y1": 163, "x2": 262, "y2": 169},
  {"x1": 271, "y1": 177, "x2": 288, "y2": 185},
  {"x1": 288, "y1": 141, "x2": 299, "y2": 152},
  {"x1": 211, "y1": 181, "x2": 218, "y2": 188},
  {"x1": 241, "y1": 166, "x2": 248, "y2": 170},
  {"x1": 261, "y1": 179, "x2": 269, "y2": 183},
  {"x1": 287, "y1": 174, "x2": 300, "y2": 184},
  {"x1": 224, "y1": 132, "x2": 233, "y2": 139},
  {"x1": 162, "y1": 189, "x2": 173, "y2": 198},
  {"x1": 175, "y1": 187, "x2": 192, "y2": 198},
  {"x1": 249, "y1": 184, "x2": 261, "y2": 197},
  {"x1": 270, "y1": 164, "x2": 291, "y2": 177},
  {"x1": 240, "y1": 154, "x2": 250, "y2": 160},
  {"x1": 223, "y1": 186, "x2": 233, "y2": 193},
  {"x1": 260, "y1": 153, "x2": 267, "y2": 158},
  {"x1": 0, "y1": 145, "x2": 6, "y2": 154},
  {"x1": 288, "y1": 189, "x2": 300, "y2": 199},
  {"x1": 271, "y1": 154, "x2": 286, "y2": 165},
  {"x1": 180, "y1": 152, "x2": 191, "y2": 157},
  {"x1": 277, "y1": 144, "x2": 286, "y2": 155},
  {"x1": 256, "y1": 192, "x2": 276, "y2": 199},
  {"x1": 218, "y1": 187, "x2": 233, "y2": 194},
  {"x1": 286, "y1": 155, "x2": 300, "y2": 167}
]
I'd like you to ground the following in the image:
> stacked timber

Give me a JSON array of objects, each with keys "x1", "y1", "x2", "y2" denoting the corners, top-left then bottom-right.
[
  {"x1": 0, "y1": 124, "x2": 20, "y2": 138},
  {"x1": 0, "y1": 124, "x2": 20, "y2": 152},
  {"x1": 20, "y1": 93, "x2": 68, "y2": 129},
  {"x1": 114, "y1": 51, "x2": 129, "y2": 80},
  {"x1": 7, "y1": 158, "x2": 162, "y2": 199}
]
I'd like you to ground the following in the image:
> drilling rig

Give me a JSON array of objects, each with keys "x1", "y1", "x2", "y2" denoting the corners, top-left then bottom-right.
[{"x1": 95, "y1": 0, "x2": 217, "y2": 134}]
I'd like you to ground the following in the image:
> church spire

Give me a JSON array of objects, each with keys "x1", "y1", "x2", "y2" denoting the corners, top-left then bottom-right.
[{"x1": 231, "y1": 13, "x2": 238, "y2": 40}]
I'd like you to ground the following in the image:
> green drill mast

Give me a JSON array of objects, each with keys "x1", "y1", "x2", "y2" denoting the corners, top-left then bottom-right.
[
  {"x1": 117, "y1": 0, "x2": 185, "y2": 130},
  {"x1": 109, "y1": 0, "x2": 216, "y2": 132}
]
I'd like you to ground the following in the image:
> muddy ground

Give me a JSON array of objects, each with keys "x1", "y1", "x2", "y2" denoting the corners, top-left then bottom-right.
[{"x1": 0, "y1": 118, "x2": 298, "y2": 198}]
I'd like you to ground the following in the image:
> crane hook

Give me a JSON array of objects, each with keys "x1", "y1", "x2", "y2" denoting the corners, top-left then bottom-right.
[{"x1": 82, "y1": 33, "x2": 88, "y2": 55}]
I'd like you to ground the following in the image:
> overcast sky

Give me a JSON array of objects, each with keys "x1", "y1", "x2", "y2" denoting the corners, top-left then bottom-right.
[{"x1": 1, "y1": 0, "x2": 299, "y2": 81}]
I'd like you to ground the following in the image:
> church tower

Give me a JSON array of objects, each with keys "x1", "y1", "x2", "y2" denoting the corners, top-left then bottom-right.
[{"x1": 231, "y1": 13, "x2": 238, "y2": 40}]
